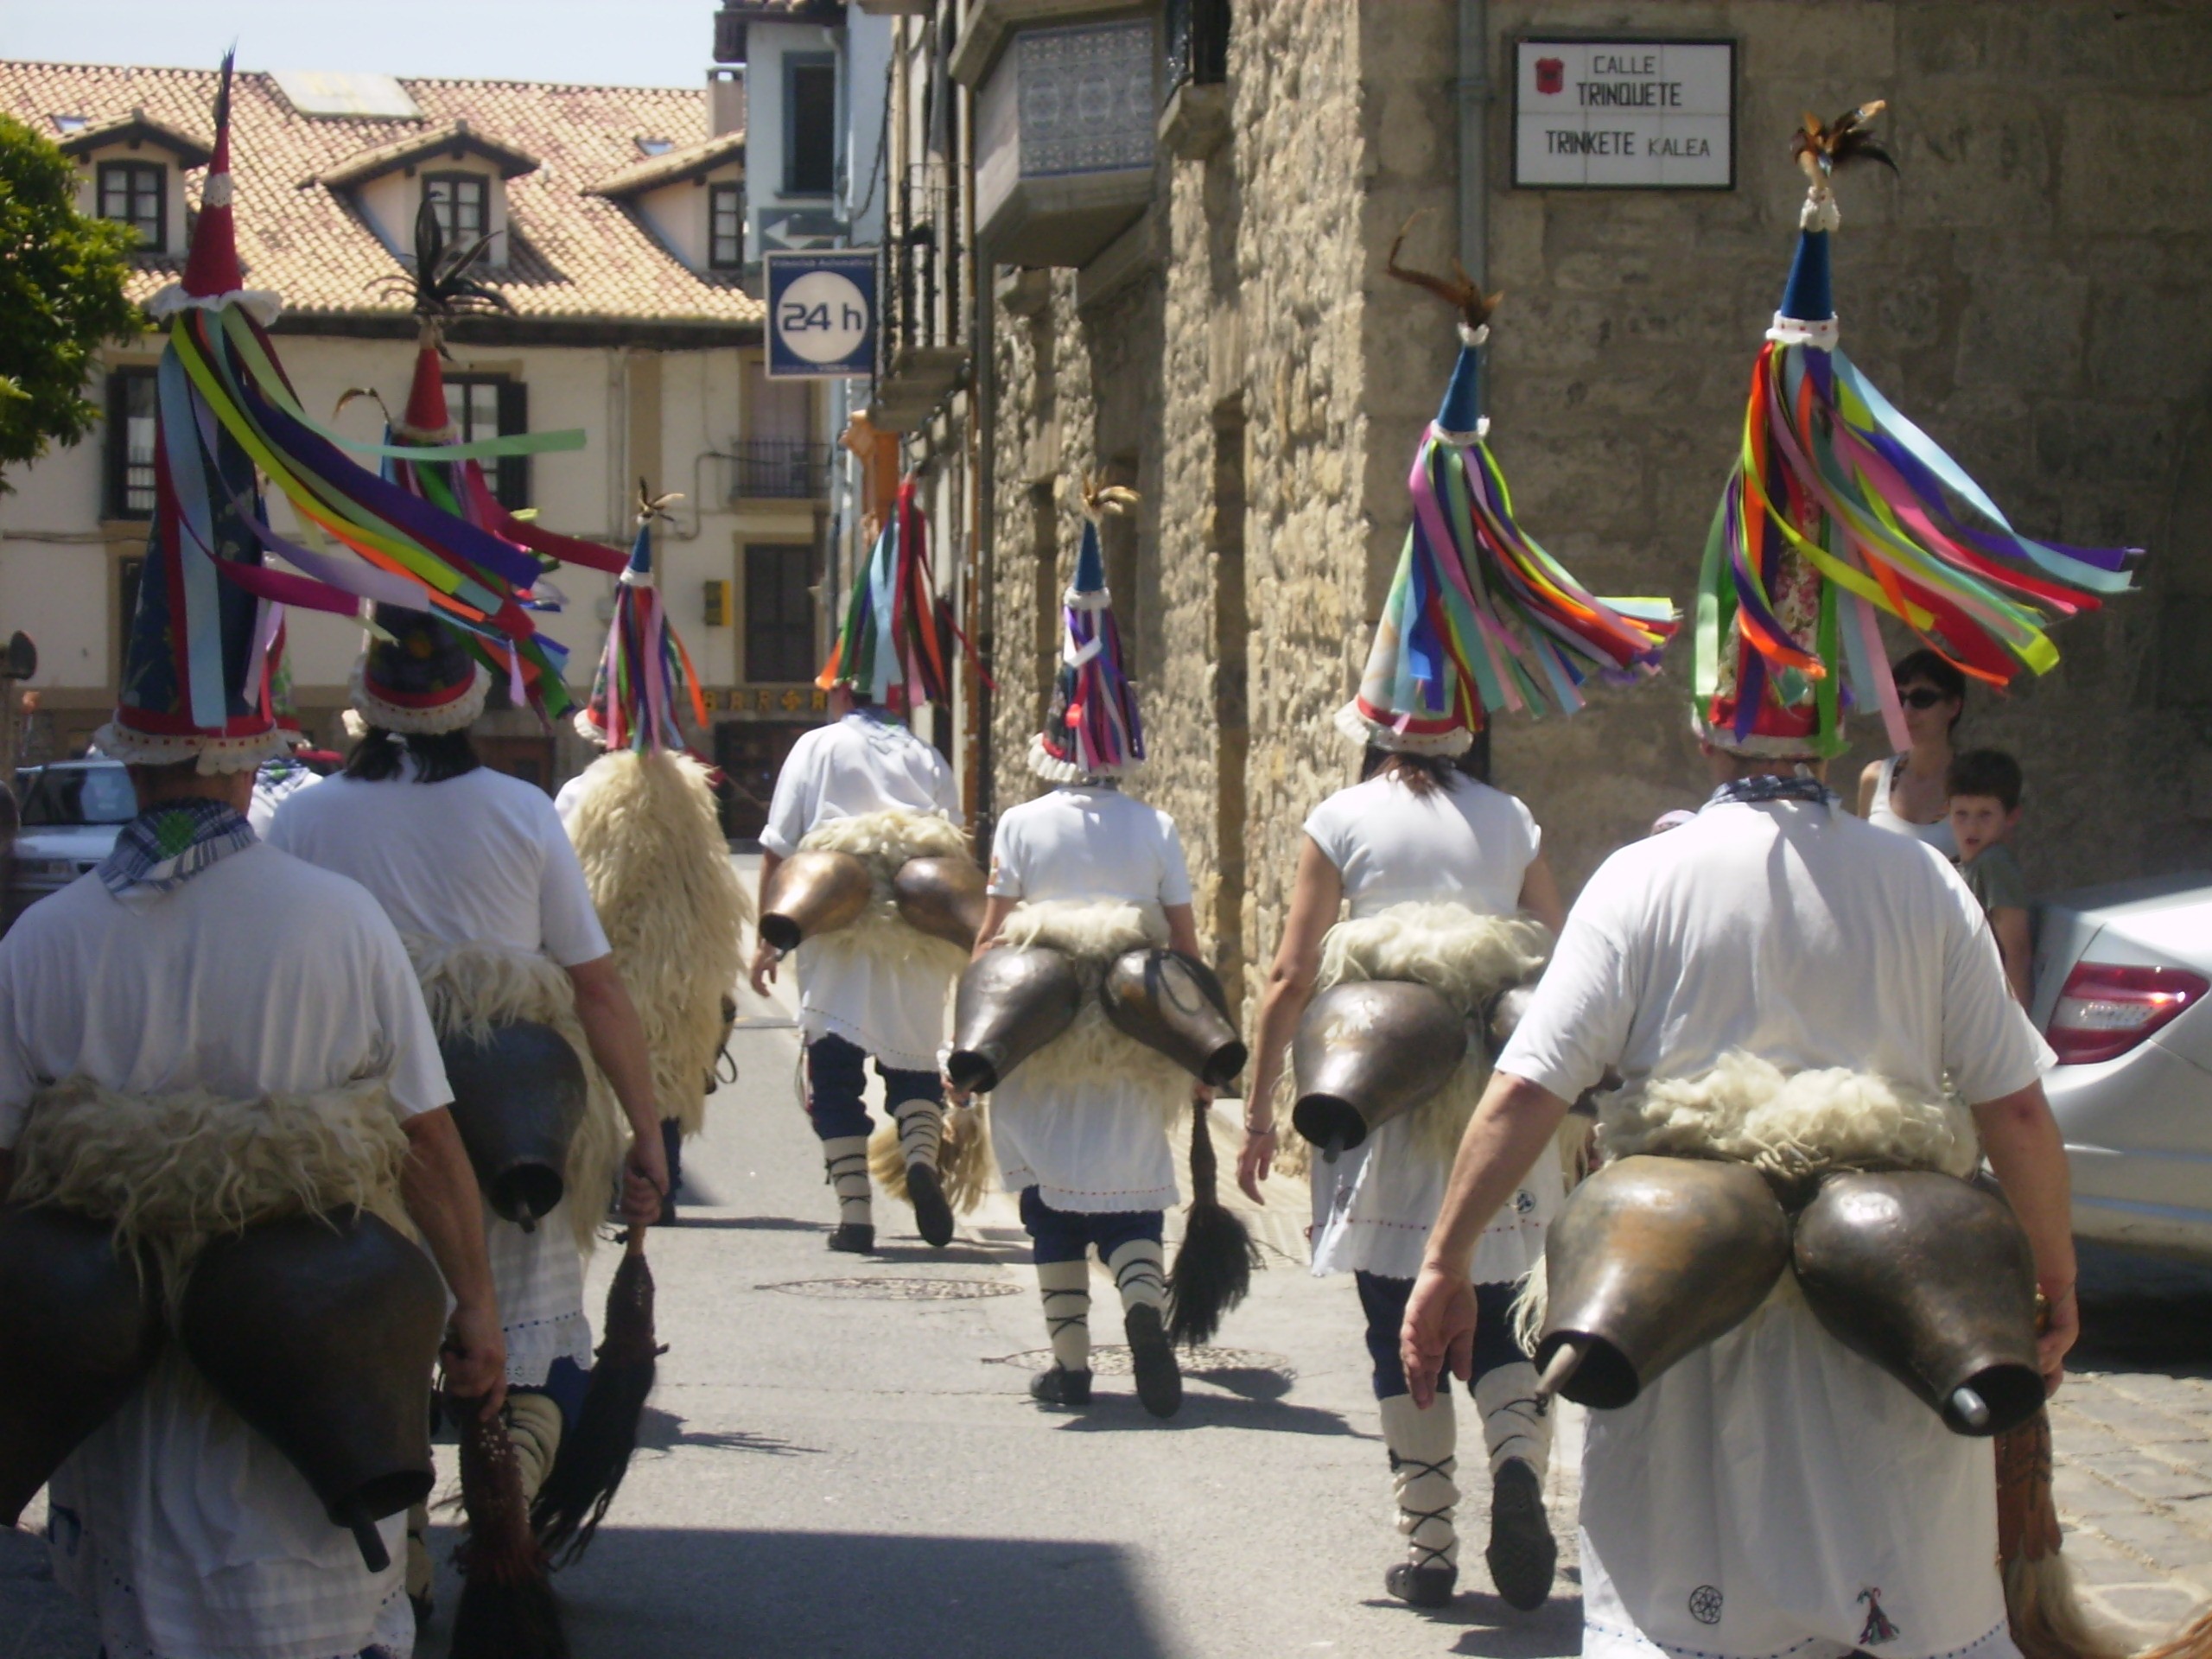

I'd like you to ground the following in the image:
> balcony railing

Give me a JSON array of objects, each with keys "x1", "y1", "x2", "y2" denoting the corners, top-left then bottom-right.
[
  {"x1": 728, "y1": 439, "x2": 830, "y2": 500},
  {"x1": 1164, "y1": 0, "x2": 1230, "y2": 93}
]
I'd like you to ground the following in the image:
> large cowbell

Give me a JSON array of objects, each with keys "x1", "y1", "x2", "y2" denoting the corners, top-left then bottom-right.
[
  {"x1": 892, "y1": 855, "x2": 987, "y2": 950},
  {"x1": 0, "y1": 1204, "x2": 164, "y2": 1526},
  {"x1": 1535, "y1": 1155, "x2": 1793, "y2": 1408},
  {"x1": 1792, "y1": 1170, "x2": 2043, "y2": 1436},
  {"x1": 760, "y1": 849, "x2": 872, "y2": 952},
  {"x1": 947, "y1": 947, "x2": 1083, "y2": 1094},
  {"x1": 180, "y1": 1210, "x2": 446, "y2": 1571},
  {"x1": 1291, "y1": 980, "x2": 1467, "y2": 1154},
  {"x1": 438, "y1": 1020, "x2": 588, "y2": 1227},
  {"x1": 1101, "y1": 949, "x2": 1249, "y2": 1088}
]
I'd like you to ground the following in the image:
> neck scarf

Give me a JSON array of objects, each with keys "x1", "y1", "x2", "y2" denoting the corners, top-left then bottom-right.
[
  {"x1": 99, "y1": 798, "x2": 257, "y2": 905},
  {"x1": 1704, "y1": 772, "x2": 1835, "y2": 811}
]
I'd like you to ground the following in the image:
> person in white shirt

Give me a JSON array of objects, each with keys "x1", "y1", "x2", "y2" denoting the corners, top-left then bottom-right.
[
  {"x1": 1235, "y1": 228, "x2": 1670, "y2": 1614},
  {"x1": 750, "y1": 491, "x2": 976, "y2": 1255},
  {"x1": 1404, "y1": 120, "x2": 2092, "y2": 1659},
  {"x1": 957, "y1": 487, "x2": 1205, "y2": 1421},
  {"x1": 270, "y1": 606, "x2": 665, "y2": 1601}
]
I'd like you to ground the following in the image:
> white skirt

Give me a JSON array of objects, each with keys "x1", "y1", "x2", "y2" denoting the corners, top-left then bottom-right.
[
  {"x1": 47, "y1": 1348, "x2": 412, "y2": 1659},
  {"x1": 795, "y1": 929, "x2": 953, "y2": 1072},
  {"x1": 1310, "y1": 1109, "x2": 1558, "y2": 1284},
  {"x1": 990, "y1": 1071, "x2": 1180, "y2": 1214},
  {"x1": 485, "y1": 1197, "x2": 594, "y2": 1389},
  {"x1": 1579, "y1": 1274, "x2": 2017, "y2": 1659}
]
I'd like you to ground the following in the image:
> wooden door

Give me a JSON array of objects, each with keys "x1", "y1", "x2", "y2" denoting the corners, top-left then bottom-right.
[
  {"x1": 475, "y1": 735, "x2": 556, "y2": 794},
  {"x1": 714, "y1": 721, "x2": 815, "y2": 841}
]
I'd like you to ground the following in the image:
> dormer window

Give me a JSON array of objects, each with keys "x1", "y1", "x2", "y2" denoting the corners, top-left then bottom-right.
[
  {"x1": 709, "y1": 182, "x2": 744, "y2": 269},
  {"x1": 638, "y1": 137, "x2": 675, "y2": 157},
  {"x1": 98, "y1": 160, "x2": 166, "y2": 248},
  {"x1": 53, "y1": 115, "x2": 88, "y2": 134},
  {"x1": 425, "y1": 173, "x2": 489, "y2": 242}
]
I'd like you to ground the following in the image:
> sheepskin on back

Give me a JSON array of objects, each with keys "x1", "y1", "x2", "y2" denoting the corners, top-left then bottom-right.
[
  {"x1": 794, "y1": 807, "x2": 976, "y2": 981},
  {"x1": 568, "y1": 750, "x2": 751, "y2": 1137}
]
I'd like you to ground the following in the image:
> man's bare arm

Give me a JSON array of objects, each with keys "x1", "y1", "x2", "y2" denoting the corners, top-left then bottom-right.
[
  {"x1": 1972, "y1": 1080, "x2": 2078, "y2": 1385},
  {"x1": 748, "y1": 849, "x2": 785, "y2": 995},
  {"x1": 399, "y1": 1107, "x2": 506, "y2": 1414},
  {"x1": 566, "y1": 955, "x2": 669, "y2": 1224}
]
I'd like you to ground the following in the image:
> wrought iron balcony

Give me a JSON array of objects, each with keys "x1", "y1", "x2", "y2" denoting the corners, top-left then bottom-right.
[
  {"x1": 728, "y1": 439, "x2": 831, "y2": 500},
  {"x1": 870, "y1": 161, "x2": 968, "y2": 433}
]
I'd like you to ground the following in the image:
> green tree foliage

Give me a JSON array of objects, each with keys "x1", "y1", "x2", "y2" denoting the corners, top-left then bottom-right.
[{"x1": 0, "y1": 114, "x2": 140, "y2": 493}]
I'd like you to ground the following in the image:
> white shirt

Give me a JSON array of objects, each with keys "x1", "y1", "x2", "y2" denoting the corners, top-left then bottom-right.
[
  {"x1": 1303, "y1": 772, "x2": 1539, "y2": 918},
  {"x1": 0, "y1": 846, "x2": 442, "y2": 1659},
  {"x1": 987, "y1": 785, "x2": 1193, "y2": 908},
  {"x1": 268, "y1": 761, "x2": 609, "y2": 1387},
  {"x1": 268, "y1": 764, "x2": 609, "y2": 964},
  {"x1": 760, "y1": 712, "x2": 962, "y2": 857},
  {"x1": 1499, "y1": 798, "x2": 2049, "y2": 1107}
]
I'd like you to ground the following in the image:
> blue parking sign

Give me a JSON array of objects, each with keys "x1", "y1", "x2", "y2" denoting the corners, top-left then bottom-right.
[{"x1": 766, "y1": 250, "x2": 876, "y2": 379}]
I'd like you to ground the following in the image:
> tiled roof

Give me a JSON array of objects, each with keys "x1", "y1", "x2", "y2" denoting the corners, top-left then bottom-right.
[
  {"x1": 314, "y1": 118, "x2": 541, "y2": 188},
  {"x1": 55, "y1": 107, "x2": 211, "y2": 167},
  {"x1": 0, "y1": 60, "x2": 763, "y2": 333},
  {"x1": 590, "y1": 130, "x2": 747, "y2": 199}
]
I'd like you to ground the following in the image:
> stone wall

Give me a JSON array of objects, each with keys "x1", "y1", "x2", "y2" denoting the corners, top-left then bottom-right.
[{"x1": 985, "y1": 0, "x2": 2212, "y2": 1000}]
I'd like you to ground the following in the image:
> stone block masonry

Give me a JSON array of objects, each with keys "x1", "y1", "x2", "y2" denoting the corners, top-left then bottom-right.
[{"x1": 986, "y1": 0, "x2": 2212, "y2": 1024}]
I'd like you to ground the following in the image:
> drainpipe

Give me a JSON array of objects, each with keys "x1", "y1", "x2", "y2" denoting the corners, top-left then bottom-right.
[{"x1": 1458, "y1": 0, "x2": 1492, "y2": 781}]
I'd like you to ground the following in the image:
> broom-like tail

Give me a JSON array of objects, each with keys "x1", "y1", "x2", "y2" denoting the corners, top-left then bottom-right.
[
  {"x1": 451, "y1": 1396, "x2": 569, "y2": 1659},
  {"x1": 530, "y1": 1231, "x2": 658, "y2": 1565},
  {"x1": 867, "y1": 1103, "x2": 995, "y2": 1213},
  {"x1": 1997, "y1": 1406, "x2": 2124, "y2": 1659},
  {"x1": 1166, "y1": 1098, "x2": 1262, "y2": 1349}
]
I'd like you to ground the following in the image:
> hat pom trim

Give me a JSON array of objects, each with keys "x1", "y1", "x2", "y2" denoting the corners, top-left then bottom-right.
[
  {"x1": 92, "y1": 718, "x2": 289, "y2": 774},
  {"x1": 145, "y1": 284, "x2": 283, "y2": 328},
  {"x1": 1027, "y1": 732, "x2": 1138, "y2": 784},
  {"x1": 347, "y1": 662, "x2": 491, "y2": 735},
  {"x1": 1332, "y1": 700, "x2": 1476, "y2": 756}
]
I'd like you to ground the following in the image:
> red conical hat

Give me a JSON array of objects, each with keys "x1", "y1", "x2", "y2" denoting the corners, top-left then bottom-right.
[
  {"x1": 396, "y1": 330, "x2": 455, "y2": 442},
  {"x1": 180, "y1": 56, "x2": 245, "y2": 302}
]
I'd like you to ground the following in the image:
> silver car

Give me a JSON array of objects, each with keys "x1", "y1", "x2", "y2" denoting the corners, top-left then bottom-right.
[
  {"x1": 2032, "y1": 873, "x2": 2212, "y2": 1259},
  {"x1": 3, "y1": 760, "x2": 136, "y2": 932}
]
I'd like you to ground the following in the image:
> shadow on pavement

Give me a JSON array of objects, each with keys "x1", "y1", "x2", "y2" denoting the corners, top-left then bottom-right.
[
  {"x1": 1052, "y1": 1390, "x2": 1367, "y2": 1439},
  {"x1": 635, "y1": 1407, "x2": 823, "y2": 1458},
  {"x1": 2073, "y1": 1241, "x2": 2212, "y2": 1374},
  {"x1": 421, "y1": 1527, "x2": 1172, "y2": 1659},
  {"x1": 667, "y1": 1214, "x2": 830, "y2": 1233},
  {"x1": 866, "y1": 1240, "x2": 1029, "y2": 1266}
]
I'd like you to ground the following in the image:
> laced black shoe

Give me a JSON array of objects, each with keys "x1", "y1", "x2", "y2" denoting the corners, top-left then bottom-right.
[
  {"x1": 826, "y1": 1222, "x2": 875, "y2": 1254},
  {"x1": 906, "y1": 1163, "x2": 955, "y2": 1248},
  {"x1": 1029, "y1": 1363, "x2": 1093, "y2": 1407},
  {"x1": 1384, "y1": 1560, "x2": 1458, "y2": 1609},
  {"x1": 1484, "y1": 1457, "x2": 1557, "y2": 1611},
  {"x1": 1123, "y1": 1303, "x2": 1182, "y2": 1419}
]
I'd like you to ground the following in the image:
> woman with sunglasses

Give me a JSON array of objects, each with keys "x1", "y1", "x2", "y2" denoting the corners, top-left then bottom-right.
[{"x1": 1855, "y1": 648, "x2": 1965, "y2": 857}]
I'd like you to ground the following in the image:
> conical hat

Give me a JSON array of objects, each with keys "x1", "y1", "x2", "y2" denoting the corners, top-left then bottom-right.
[
  {"x1": 1030, "y1": 486, "x2": 1144, "y2": 781},
  {"x1": 578, "y1": 495, "x2": 706, "y2": 753},
  {"x1": 350, "y1": 604, "x2": 487, "y2": 735}
]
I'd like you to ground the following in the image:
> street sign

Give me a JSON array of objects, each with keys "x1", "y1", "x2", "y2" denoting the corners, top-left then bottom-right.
[
  {"x1": 766, "y1": 249, "x2": 878, "y2": 380},
  {"x1": 1513, "y1": 37, "x2": 1735, "y2": 190},
  {"x1": 754, "y1": 208, "x2": 849, "y2": 256}
]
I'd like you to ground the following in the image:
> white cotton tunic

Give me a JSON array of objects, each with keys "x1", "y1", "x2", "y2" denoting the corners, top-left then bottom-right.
[
  {"x1": 984, "y1": 785, "x2": 1195, "y2": 1213},
  {"x1": 0, "y1": 847, "x2": 448, "y2": 1659},
  {"x1": 1300, "y1": 772, "x2": 1555, "y2": 1283},
  {"x1": 269, "y1": 763, "x2": 613, "y2": 1387},
  {"x1": 1497, "y1": 797, "x2": 2050, "y2": 1659},
  {"x1": 761, "y1": 712, "x2": 964, "y2": 1070}
]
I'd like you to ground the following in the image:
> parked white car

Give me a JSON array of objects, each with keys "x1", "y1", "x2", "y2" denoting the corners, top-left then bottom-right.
[
  {"x1": 2032, "y1": 873, "x2": 2212, "y2": 1259},
  {"x1": 3, "y1": 760, "x2": 135, "y2": 933}
]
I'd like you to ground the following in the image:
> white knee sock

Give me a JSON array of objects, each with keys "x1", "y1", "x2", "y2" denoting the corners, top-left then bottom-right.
[
  {"x1": 1037, "y1": 1260, "x2": 1091, "y2": 1372},
  {"x1": 1106, "y1": 1237, "x2": 1166, "y2": 1314},
  {"x1": 892, "y1": 1098, "x2": 944, "y2": 1172},
  {"x1": 1474, "y1": 1359, "x2": 1553, "y2": 1481},
  {"x1": 505, "y1": 1390, "x2": 565, "y2": 1507},
  {"x1": 1379, "y1": 1392, "x2": 1459, "y2": 1572},
  {"x1": 822, "y1": 1135, "x2": 873, "y2": 1227}
]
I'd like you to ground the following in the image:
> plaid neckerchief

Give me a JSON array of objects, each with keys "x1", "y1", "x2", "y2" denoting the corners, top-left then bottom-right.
[
  {"x1": 98, "y1": 798, "x2": 257, "y2": 905},
  {"x1": 1704, "y1": 773, "x2": 1836, "y2": 811}
]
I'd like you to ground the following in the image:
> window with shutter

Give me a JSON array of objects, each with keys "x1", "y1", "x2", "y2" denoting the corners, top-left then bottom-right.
[
  {"x1": 442, "y1": 374, "x2": 531, "y2": 511},
  {"x1": 785, "y1": 57, "x2": 838, "y2": 196},
  {"x1": 744, "y1": 543, "x2": 817, "y2": 683},
  {"x1": 105, "y1": 368, "x2": 158, "y2": 520},
  {"x1": 97, "y1": 161, "x2": 166, "y2": 249}
]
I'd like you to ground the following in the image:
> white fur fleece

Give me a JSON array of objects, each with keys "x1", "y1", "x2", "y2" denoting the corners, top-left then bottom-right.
[
  {"x1": 795, "y1": 808, "x2": 976, "y2": 982},
  {"x1": 13, "y1": 1076, "x2": 410, "y2": 1312},
  {"x1": 983, "y1": 899, "x2": 1190, "y2": 1123},
  {"x1": 568, "y1": 750, "x2": 751, "y2": 1138},
  {"x1": 1600, "y1": 1049, "x2": 1979, "y2": 1184},
  {"x1": 1313, "y1": 903, "x2": 1549, "y2": 1166},
  {"x1": 404, "y1": 936, "x2": 626, "y2": 1258}
]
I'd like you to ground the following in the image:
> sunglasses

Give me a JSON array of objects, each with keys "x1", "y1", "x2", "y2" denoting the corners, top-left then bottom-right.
[{"x1": 1898, "y1": 688, "x2": 1954, "y2": 709}]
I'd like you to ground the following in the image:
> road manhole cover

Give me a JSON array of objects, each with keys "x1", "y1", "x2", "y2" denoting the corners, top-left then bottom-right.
[
  {"x1": 988, "y1": 1345, "x2": 1294, "y2": 1379},
  {"x1": 761, "y1": 1275, "x2": 1021, "y2": 1301}
]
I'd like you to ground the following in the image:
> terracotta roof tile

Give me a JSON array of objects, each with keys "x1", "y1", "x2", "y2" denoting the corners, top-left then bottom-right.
[
  {"x1": 590, "y1": 130, "x2": 747, "y2": 198},
  {"x1": 55, "y1": 106, "x2": 211, "y2": 167},
  {"x1": 315, "y1": 118, "x2": 541, "y2": 188},
  {"x1": 0, "y1": 60, "x2": 764, "y2": 332}
]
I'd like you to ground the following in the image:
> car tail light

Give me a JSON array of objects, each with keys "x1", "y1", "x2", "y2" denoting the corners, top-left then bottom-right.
[{"x1": 2047, "y1": 962, "x2": 2210, "y2": 1065}]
